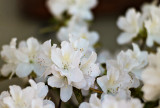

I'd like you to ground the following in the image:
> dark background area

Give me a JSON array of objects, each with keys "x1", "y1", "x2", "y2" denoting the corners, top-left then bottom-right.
[{"x1": 19, "y1": 0, "x2": 153, "y2": 19}]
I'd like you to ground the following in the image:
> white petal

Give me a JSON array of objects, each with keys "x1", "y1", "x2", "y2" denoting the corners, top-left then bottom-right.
[
  {"x1": 97, "y1": 75, "x2": 108, "y2": 93},
  {"x1": 69, "y1": 68, "x2": 84, "y2": 82},
  {"x1": 33, "y1": 64, "x2": 45, "y2": 76},
  {"x1": 32, "y1": 98, "x2": 43, "y2": 108},
  {"x1": 9, "y1": 85, "x2": 22, "y2": 101},
  {"x1": 16, "y1": 63, "x2": 33, "y2": 77},
  {"x1": 43, "y1": 100, "x2": 55, "y2": 108},
  {"x1": 1, "y1": 64, "x2": 16, "y2": 77},
  {"x1": 27, "y1": 37, "x2": 40, "y2": 52},
  {"x1": 117, "y1": 32, "x2": 137, "y2": 44},
  {"x1": 79, "y1": 102, "x2": 91, "y2": 108},
  {"x1": 51, "y1": 44, "x2": 63, "y2": 68},
  {"x1": 60, "y1": 85, "x2": 72, "y2": 102},
  {"x1": 48, "y1": 76, "x2": 64, "y2": 88},
  {"x1": 89, "y1": 94, "x2": 101, "y2": 107}
]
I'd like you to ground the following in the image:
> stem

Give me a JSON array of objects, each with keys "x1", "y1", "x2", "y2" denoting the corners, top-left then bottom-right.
[
  {"x1": 90, "y1": 88, "x2": 103, "y2": 94},
  {"x1": 58, "y1": 99, "x2": 62, "y2": 108}
]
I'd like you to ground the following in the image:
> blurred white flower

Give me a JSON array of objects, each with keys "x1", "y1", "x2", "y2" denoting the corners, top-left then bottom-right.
[
  {"x1": 57, "y1": 17, "x2": 99, "y2": 49},
  {"x1": 0, "y1": 91, "x2": 10, "y2": 108},
  {"x1": 117, "y1": 8, "x2": 142, "y2": 44},
  {"x1": 47, "y1": 0, "x2": 97, "y2": 20},
  {"x1": 79, "y1": 93, "x2": 143, "y2": 108},
  {"x1": 1, "y1": 79, "x2": 55, "y2": 108},
  {"x1": 141, "y1": 0, "x2": 160, "y2": 20},
  {"x1": 142, "y1": 50, "x2": 160, "y2": 101},
  {"x1": 79, "y1": 94, "x2": 101, "y2": 108},
  {"x1": 1, "y1": 37, "x2": 45, "y2": 78},
  {"x1": 47, "y1": 0, "x2": 73, "y2": 19},
  {"x1": 123, "y1": 43, "x2": 148, "y2": 79},
  {"x1": 1, "y1": 38, "x2": 18, "y2": 77},
  {"x1": 145, "y1": 13, "x2": 160, "y2": 47},
  {"x1": 68, "y1": 0, "x2": 98, "y2": 20}
]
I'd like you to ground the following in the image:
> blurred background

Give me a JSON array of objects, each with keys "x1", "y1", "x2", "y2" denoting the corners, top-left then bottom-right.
[{"x1": 0, "y1": 0, "x2": 153, "y2": 91}]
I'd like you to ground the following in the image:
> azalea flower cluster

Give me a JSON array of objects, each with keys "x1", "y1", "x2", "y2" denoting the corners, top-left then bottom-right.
[
  {"x1": 0, "y1": 79, "x2": 55, "y2": 108},
  {"x1": 1, "y1": 37, "x2": 45, "y2": 79},
  {"x1": 1, "y1": 0, "x2": 160, "y2": 108},
  {"x1": 79, "y1": 93, "x2": 143, "y2": 108},
  {"x1": 97, "y1": 43, "x2": 148, "y2": 98},
  {"x1": 47, "y1": 0, "x2": 99, "y2": 50},
  {"x1": 47, "y1": 0, "x2": 97, "y2": 20},
  {"x1": 142, "y1": 48, "x2": 160, "y2": 101},
  {"x1": 46, "y1": 35, "x2": 100, "y2": 102},
  {"x1": 117, "y1": 0, "x2": 160, "y2": 47}
]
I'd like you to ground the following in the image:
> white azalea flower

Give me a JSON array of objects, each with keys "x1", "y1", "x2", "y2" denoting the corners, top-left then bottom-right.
[
  {"x1": 15, "y1": 37, "x2": 45, "y2": 78},
  {"x1": 79, "y1": 93, "x2": 143, "y2": 108},
  {"x1": 142, "y1": 50, "x2": 160, "y2": 101},
  {"x1": 68, "y1": 0, "x2": 98, "y2": 20},
  {"x1": 97, "y1": 60, "x2": 133, "y2": 98},
  {"x1": 1, "y1": 79, "x2": 55, "y2": 108},
  {"x1": 47, "y1": 0, "x2": 97, "y2": 20},
  {"x1": 145, "y1": 13, "x2": 160, "y2": 47},
  {"x1": 141, "y1": 0, "x2": 160, "y2": 20},
  {"x1": 77, "y1": 52, "x2": 100, "y2": 90},
  {"x1": 57, "y1": 17, "x2": 99, "y2": 49},
  {"x1": 117, "y1": 8, "x2": 142, "y2": 44},
  {"x1": 1, "y1": 38, "x2": 18, "y2": 77},
  {"x1": 48, "y1": 41, "x2": 84, "y2": 102},
  {"x1": 1, "y1": 37, "x2": 45, "y2": 78},
  {"x1": 120, "y1": 43, "x2": 148, "y2": 79},
  {"x1": 47, "y1": 38, "x2": 100, "y2": 102},
  {"x1": 47, "y1": 0, "x2": 73, "y2": 19},
  {"x1": 97, "y1": 44, "x2": 147, "y2": 98}
]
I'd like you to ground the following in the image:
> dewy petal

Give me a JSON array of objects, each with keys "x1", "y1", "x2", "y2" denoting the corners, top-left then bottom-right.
[
  {"x1": 60, "y1": 85, "x2": 73, "y2": 102},
  {"x1": 16, "y1": 63, "x2": 33, "y2": 77},
  {"x1": 48, "y1": 76, "x2": 65, "y2": 88}
]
